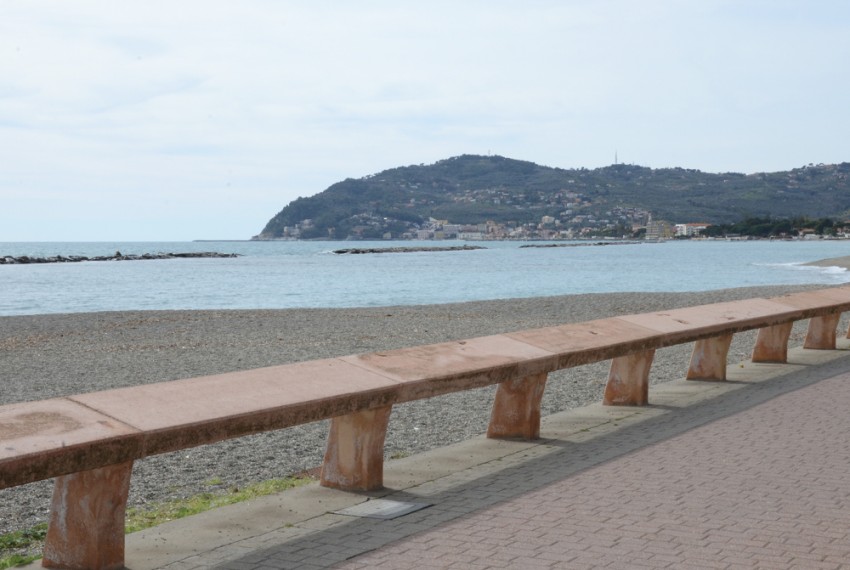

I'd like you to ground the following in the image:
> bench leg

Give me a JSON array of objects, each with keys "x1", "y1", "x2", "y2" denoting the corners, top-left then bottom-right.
[
  {"x1": 487, "y1": 372, "x2": 548, "y2": 440},
  {"x1": 752, "y1": 322, "x2": 793, "y2": 363},
  {"x1": 687, "y1": 334, "x2": 733, "y2": 381},
  {"x1": 804, "y1": 313, "x2": 841, "y2": 349},
  {"x1": 321, "y1": 405, "x2": 392, "y2": 491},
  {"x1": 42, "y1": 461, "x2": 133, "y2": 570},
  {"x1": 603, "y1": 350, "x2": 655, "y2": 406}
]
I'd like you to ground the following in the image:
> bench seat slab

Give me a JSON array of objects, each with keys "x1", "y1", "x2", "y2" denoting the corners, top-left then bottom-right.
[
  {"x1": 506, "y1": 318, "x2": 661, "y2": 368},
  {"x1": 68, "y1": 359, "x2": 401, "y2": 457},
  {"x1": 618, "y1": 299, "x2": 801, "y2": 345},
  {"x1": 769, "y1": 289, "x2": 850, "y2": 317},
  {"x1": 0, "y1": 399, "x2": 140, "y2": 490},
  {"x1": 343, "y1": 335, "x2": 557, "y2": 403}
]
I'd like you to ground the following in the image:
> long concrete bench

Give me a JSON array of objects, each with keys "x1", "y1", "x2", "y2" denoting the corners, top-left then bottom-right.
[{"x1": 3, "y1": 286, "x2": 850, "y2": 569}]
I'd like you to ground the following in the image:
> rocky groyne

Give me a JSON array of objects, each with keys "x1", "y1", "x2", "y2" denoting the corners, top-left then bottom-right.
[
  {"x1": 0, "y1": 252, "x2": 240, "y2": 264},
  {"x1": 519, "y1": 241, "x2": 641, "y2": 248},
  {"x1": 333, "y1": 245, "x2": 485, "y2": 254}
]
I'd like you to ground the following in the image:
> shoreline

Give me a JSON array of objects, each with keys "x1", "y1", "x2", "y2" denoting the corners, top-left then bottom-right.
[
  {"x1": 804, "y1": 255, "x2": 850, "y2": 270},
  {"x1": 0, "y1": 284, "x2": 844, "y2": 537}
]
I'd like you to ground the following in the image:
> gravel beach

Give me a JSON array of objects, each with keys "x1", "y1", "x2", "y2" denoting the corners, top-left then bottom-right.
[{"x1": 0, "y1": 284, "x2": 843, "y2": 537}]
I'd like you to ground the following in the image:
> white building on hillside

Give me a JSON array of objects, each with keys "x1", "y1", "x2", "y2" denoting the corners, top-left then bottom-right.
[{"x1": 675, "y1": 223, "x2": 710, "y2": 237}]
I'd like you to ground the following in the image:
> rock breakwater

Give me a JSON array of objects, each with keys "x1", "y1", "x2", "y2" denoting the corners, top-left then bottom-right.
[
  {"x1": 0, "y1": 252, "x2": 240, "y2": 264},
  {"x1": 333, "y1": 245, "x2": 485, "y2": 254},
  {"x1": 519, "y1": 241, "x2": 641, "y2": 248}
]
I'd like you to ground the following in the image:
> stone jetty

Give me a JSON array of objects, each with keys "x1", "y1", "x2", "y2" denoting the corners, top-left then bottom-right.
[
  {"x1": 519, "y1": 241, "x2": 641, "y2": 248},
  {"x1": 333, "y1": 245, "x2": 485, "y2": 254},
  {"x1": 0, "y1": 252, "x2": 240, "y2": 264}
]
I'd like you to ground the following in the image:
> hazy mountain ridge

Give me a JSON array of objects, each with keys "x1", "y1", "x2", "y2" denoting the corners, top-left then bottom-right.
[{"x1": 255, "y1": 155, "x2": 850, "y2": 240}]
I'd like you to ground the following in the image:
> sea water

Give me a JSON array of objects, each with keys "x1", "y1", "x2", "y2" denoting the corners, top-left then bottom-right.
[{"x1": 1, "y1": 240, "x2": 849, "y2": 316}]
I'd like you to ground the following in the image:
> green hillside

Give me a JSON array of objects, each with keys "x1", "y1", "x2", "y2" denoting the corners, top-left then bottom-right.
[{"x1": 255, "y1": 155, "x2": 850, "y2": 240}]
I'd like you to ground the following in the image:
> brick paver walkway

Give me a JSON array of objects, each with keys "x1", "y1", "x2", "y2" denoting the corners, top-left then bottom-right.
[
  {"x1": 194, "y1": 355, "x2": 850, "y2": 570},
  {"x1": 338, "y1": 370, "x2": 850, "y2": 569}
]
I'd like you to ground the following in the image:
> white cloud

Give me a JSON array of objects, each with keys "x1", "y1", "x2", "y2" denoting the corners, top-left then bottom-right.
[{"x1": 1, "y1": 0, "x2": 849, "y2": 240}]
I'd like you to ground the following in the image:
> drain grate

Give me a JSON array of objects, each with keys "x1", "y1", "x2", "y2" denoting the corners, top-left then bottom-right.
[{"x1": 335, "y1": 499, "x2": 432, "y2": 520}]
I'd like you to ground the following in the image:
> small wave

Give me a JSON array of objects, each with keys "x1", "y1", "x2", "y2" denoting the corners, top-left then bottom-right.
[
  {"x1": 753, "y1": 262, "x2": 850, "y2": 283},
  {"x1": 756, "y1": 261, "x2": 844, "y2": 271},
  {"x1": 818, "y1": 265, "x2": 850, "y2": 275}
]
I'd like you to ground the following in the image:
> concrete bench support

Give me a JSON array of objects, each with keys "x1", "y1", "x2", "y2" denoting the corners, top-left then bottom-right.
[
  {"x1": 42, "y1": 461, "x2": 133, "y2": 570},
  {"x1": 320, "y1": 405, "x2": 392, "y2": 491},
  {"x1": 752, "y1": 322, "x2": 793, "y2": 363},
  {"x1": 487, "y1": 373, "x2": 548, "y2": 440},
  {"x1": 804, "y1": 314, "x2": 841, "y2": 349},
  {"x1": 687, "y1": 334, "x2": 733, "y2": 381},
  {"x1": 603, "y1": 350, "x2": 656, "y2": 406}
]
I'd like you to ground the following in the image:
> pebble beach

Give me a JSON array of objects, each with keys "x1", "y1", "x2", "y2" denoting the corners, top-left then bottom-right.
[{"x1": 0, "y1": 284, "x2": 843, "y2": 537}]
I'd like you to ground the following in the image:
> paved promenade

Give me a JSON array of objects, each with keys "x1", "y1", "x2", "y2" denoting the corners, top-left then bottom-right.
[{"x1": 70, "y1": 342, "x2": 850, "y2": 569}]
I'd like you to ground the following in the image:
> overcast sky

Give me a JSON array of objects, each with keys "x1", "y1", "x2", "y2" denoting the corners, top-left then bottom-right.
[{"x1": 2, "y1": 1, "x2": 849, "y2": 241}]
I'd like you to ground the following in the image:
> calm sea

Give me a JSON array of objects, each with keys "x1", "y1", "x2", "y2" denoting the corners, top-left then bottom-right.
[{"x1": 1, "y1": 240, "x2": 849, "y2": 317}]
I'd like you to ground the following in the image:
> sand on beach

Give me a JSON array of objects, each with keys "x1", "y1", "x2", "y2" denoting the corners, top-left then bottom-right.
[
  {"x1": 0, "y1": 284, "x2": 843, "y2": 537},
  {"x1": 805, "y1": 255, "x2": 850, "y2": 270}
]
